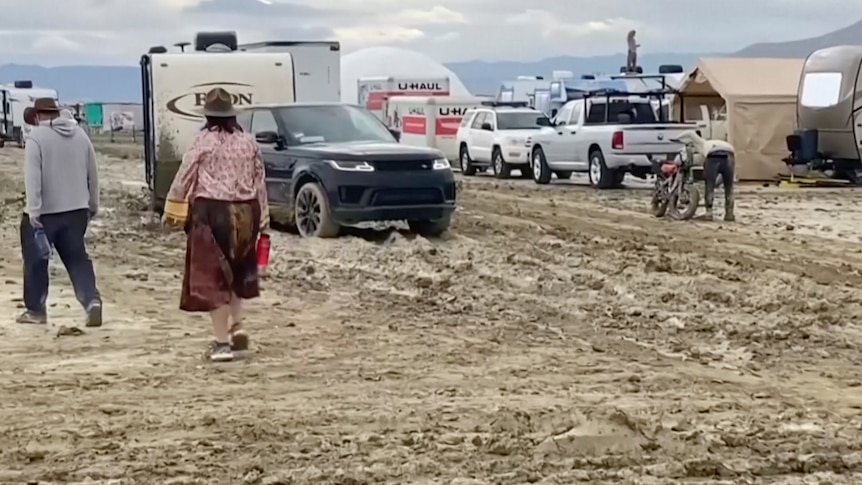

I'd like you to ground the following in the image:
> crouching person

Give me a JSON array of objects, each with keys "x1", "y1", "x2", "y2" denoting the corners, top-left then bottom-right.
[
  {"x1": 674, "y1": 130, "x2": 735, "y2": 222},
  {"x1": 18, "y1": 98, "x2": 102, "y2": 326}
]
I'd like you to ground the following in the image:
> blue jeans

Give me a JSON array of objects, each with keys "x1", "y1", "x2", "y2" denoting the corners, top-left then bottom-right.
[{"x1": 20, "y1": 209, "x2": 100, "y2": 314}]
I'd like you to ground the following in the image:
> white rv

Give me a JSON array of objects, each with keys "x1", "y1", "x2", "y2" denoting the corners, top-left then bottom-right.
[
  {"x1": 239, "y1": 41, "x2": 340, "y2": 102},
  {"x1": 383, "y1": 95, "x2": 492, "y2": 162},
  {"x1": 356, "y1": 76, "x2": 450, "y2": 121},
  {"x1": 0, "y1": 81, "x2": 59, "y2": 147},
  {"x1": 141, "y1": 32, "x2": 296, "y2": 205}
]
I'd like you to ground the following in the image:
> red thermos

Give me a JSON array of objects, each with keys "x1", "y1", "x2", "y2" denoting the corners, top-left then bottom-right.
[{"x1": 256, "y1": 233, "x2": 271, "y2": 270}]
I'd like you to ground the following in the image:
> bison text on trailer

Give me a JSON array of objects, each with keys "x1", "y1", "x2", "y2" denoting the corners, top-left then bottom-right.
[
  {"x1": 385, "y1": 96, "x2": 491, "y2": 162},
  {"x1": 239, "y1": 41, "x2": 340, "y2": 102},
  {"x1": 356, "y1": 77, "x2": 450, "y2": 121}
]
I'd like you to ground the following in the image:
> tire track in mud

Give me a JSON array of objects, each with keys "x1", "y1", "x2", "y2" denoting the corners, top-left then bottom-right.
[
  {"x1": 5, "y1": 152, "x2": 862, "y2": 482},
  {"x1": 456, "y1": 178, "x2": 862, "y2": 390}
]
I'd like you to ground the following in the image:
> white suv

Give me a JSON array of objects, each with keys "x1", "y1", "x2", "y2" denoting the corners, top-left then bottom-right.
[{"x1": 456, "y1": 104, "x2": 551, "y2": 179}]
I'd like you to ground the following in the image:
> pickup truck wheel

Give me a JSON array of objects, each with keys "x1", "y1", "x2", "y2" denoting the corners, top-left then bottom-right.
[
  {"x1": 588, "y1": 150, "x2": 617, "y2": 189},
  {"x1": 553, "y1": 171, "x2": 572, "y2": 180},
  {"x1": 460, "y1": 145, "x2": 477, "y2": 176},
  {"x1": 532, "y1": 147, "x2": 552, "y2": 184},
  {"x1": 408, "y1": 214, "x2": 451, "y2": 238},
  {"x1": 295, "y1": 182, "x2": 340, "y2": 238},
  {"x1": 491, "y1": 148, "x2": 512, "y2": 179}
]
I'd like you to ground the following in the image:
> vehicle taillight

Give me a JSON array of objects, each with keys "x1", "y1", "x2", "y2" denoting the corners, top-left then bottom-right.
[{"x1": 611, "y1": 131, "x2": 624, "y2": 149}]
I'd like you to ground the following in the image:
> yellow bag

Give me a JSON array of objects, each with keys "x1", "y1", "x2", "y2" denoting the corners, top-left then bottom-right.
[{"x1": 164, "y1": 199, "x2": 189, "y2": 227}]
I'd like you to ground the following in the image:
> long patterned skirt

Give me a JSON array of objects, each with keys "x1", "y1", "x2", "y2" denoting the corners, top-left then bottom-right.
[{"x1": 180, "y1": 197, "x2": 261, "y2": 312}]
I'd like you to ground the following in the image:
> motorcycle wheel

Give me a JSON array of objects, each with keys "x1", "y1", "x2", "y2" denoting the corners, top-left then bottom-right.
[
  {"x1": 651, "y1": 186, "x2": 669, "y2": 218},
  {"x1": 675, "y1": 184, "x2": 700, "y2": 220}
]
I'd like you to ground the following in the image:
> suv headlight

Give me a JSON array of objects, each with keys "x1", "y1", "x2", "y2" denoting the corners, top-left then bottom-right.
[
  {"x1": 507, "y1": 138, "x2": 525, "y2": 145},
  {"x1": 433, "y1": 158, "x2": 450, "y2": 170},
  {"x1": 327, "y1": 160, "x2": 375, "y2": 172}
]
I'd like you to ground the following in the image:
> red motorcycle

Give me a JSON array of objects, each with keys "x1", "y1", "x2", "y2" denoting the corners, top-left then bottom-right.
[{"x1": 651, "y1": 152, "x2": 700, "y2": 220}]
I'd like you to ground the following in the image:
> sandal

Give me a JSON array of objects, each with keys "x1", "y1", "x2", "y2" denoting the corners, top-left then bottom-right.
[{"x1": 229, "y1": 323, "x2": 250, "y2": 351}]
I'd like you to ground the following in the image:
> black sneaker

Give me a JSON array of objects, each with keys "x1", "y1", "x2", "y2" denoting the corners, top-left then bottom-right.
[
  {"x1": 16, "y1": 310, "x2": 47, "y2": 324},
  {"x1": 85, "y1": 301, "x2": 102, "y2": 327},
  {"x1": 210, "y1": 341, "x2": 234, "y2": 362}
]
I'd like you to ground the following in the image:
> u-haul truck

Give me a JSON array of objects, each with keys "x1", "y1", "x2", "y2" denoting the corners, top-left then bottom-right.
[
  {"x1": 357, "y1": 77, "x2": 450, "y2": 121},
  {"x1": 384, "y1": 95, "x2": 491, "y2": 162},
  {"x1": 140, "y1": 32, "x2": 296, "y2": 208}
]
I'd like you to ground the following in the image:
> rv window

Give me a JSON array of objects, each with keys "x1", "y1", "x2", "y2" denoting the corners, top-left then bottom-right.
[{"x1": 800, "y1": 72, "x2": 843, "y2": 108}]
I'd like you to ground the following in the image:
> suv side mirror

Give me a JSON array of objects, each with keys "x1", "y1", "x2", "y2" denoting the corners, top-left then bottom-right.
[
  {"x1": 388, "y1": 127, "x2": 401, "y2": 142},
  {"x1": 255, "y1": 131, "x2": 279, "y2": 144},
  {"x1": 481, "y1": 122, "x2": 492, "y2": 131}
]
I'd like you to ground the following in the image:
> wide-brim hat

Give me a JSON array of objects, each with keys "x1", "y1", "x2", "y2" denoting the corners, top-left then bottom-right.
[
  {"x1": 199, "y1": 87, "x2": 237, "y2": 117},
  {"x1": 23, "y1": 107, "x2": 36, "y2": 125},
  {"x1": 33, "y1": 97, "x2": 60, "y2": 112}
]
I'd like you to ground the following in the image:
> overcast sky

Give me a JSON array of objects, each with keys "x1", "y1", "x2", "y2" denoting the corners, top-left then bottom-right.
[{"x1": 1, "y1": 0, "x2": 860, "y2": 65}]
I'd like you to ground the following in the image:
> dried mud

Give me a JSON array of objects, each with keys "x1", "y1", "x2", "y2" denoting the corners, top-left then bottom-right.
[{"x1": 1, "y1": 145, "x2": 862, "y2": 483}]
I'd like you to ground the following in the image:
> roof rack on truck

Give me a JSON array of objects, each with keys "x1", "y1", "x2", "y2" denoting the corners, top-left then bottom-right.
[{"x1": 480, "y1": 100, "x2": 530, "y2": 108}]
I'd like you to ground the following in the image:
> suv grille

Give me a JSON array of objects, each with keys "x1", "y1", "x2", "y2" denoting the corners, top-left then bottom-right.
[
  {"x1": 371, "y1": 160, "x2": 433, "y2": 171},
  {"x1": 370, "y1": 189, "x2": 443, "y2": 206}
]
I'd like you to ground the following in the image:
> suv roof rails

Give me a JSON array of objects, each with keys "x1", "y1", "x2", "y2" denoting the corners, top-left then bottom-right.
[{"x1": 482, "y1": 101, "x2": 529, "y2": 108}]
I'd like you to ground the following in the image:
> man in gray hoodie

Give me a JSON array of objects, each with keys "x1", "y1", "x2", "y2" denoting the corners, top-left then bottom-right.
[{"x1": 18, "y1": 98, "x2": 102, "y2": 326}]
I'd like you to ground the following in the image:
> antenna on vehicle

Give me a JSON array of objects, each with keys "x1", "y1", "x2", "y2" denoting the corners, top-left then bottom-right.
[{"x1": 174, "y1": 42, "x2": 191, "y2": 52}]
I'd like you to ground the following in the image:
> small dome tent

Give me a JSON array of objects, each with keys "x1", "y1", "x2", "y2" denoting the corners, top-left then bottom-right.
[{"x1": 341, "y1": 47, "x2": 471, "y2": 103}]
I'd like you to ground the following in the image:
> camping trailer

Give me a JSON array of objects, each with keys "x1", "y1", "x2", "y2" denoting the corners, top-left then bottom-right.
[
  {"x1": 140, "y1": 31, "x2": 296, "y2": 207},
  {"x1": 239, "y1": 41, "x2": 340, "y2": 102},
  {"x1": 787, "y1": 45, "x2": 862, "y2": 181}
]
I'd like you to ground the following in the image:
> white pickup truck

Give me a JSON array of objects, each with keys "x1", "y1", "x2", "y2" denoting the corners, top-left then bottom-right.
[{"x1": 527, "y1": 96, "x2": 699, "y2": 188}]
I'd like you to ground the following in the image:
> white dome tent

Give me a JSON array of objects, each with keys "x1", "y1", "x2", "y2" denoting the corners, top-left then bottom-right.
[{"x1": 341, "y1": 46, "x2": 471, "y2": 103}]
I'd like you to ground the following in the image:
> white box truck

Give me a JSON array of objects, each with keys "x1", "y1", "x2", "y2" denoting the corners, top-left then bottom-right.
[
  {"x1": 141, "y1": 32, "x2": 296, "y2": 207},
  {"x1": 357, "y1": 77, "x2": 450, "y2": 121},
  {"x1": 239, "y1": 41, "x2": 340, "y2": 102},
  {"x1": 384, "y1": 95, "x2": 491, "y2": 162}
]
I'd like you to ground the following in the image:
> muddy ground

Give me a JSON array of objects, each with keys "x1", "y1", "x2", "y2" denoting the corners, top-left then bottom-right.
[{"x1": 2, "y1": 142, "x2": 862, "y2": 484}]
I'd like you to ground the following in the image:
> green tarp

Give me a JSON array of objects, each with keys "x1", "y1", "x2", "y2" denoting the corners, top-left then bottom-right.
[{"x1": 84, "y1": 103, "x2": 102, "y2": 126}]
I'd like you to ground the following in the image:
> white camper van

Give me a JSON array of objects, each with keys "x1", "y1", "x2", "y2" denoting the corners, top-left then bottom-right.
[
  {"x1": 239, "y1": 41, "x2": 340, "y2": 102},
  {"x1": 357, "y1": 77, "x2": 450, "y2": 121},
  {"x1": 141, "y1": 32, "x2": 296, "y2": 205},
  {"x1": 384, "y1": 95, "x2": 491, "y2": 163},
  {"x1": 0, "y1": 81, "x2": 59, "y2": 147}
]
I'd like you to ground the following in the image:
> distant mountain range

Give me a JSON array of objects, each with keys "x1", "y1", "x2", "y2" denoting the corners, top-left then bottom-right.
[{"x1": 2, "y1": 19, "x2": 861, "y2": 103}]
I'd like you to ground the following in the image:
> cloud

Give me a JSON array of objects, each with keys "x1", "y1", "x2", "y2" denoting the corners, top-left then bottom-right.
[{"x1": 1, "y1": 0, "x2": 862, "y2": 65}]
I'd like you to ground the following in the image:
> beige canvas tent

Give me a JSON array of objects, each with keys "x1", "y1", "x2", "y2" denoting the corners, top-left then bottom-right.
[{"x1": 673, "y1": 58, "x2": 804, "y2": 181}]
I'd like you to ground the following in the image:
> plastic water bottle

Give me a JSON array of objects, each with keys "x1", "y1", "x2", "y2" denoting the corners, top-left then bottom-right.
[
  {"x1": 256, "y1": 233, "x2": 271, "y2": 276},
  {"x1": 33, "y1": 228, "x2": 52, "y2": 260}
]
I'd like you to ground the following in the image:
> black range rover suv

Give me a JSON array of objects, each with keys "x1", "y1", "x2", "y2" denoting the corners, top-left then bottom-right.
[{"x1": 237, "y1": 103, "x2": 457, "y2": 238}]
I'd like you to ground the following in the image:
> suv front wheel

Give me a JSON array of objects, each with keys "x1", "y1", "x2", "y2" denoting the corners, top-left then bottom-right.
[
  {"x1": 491, "y1": 147, "x2": 512, "y2": 179},
  {"x1": 295, "y1": 181, "x2": 340, "y2": 238},
  {"x1": 459, "y1": 144, "x2": 477, "y2": 176}
]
